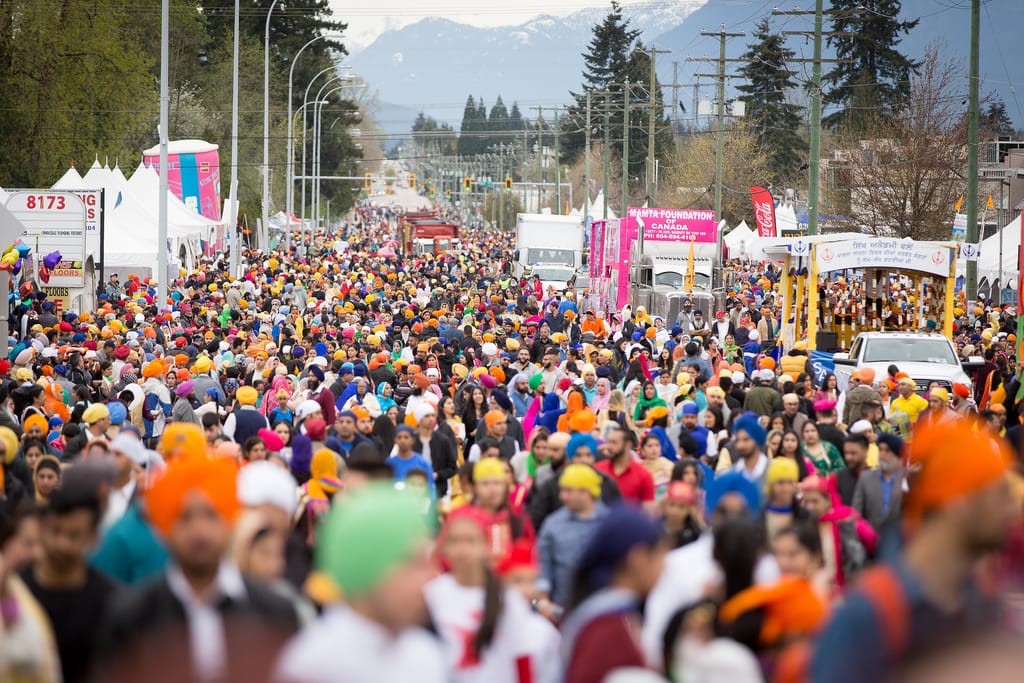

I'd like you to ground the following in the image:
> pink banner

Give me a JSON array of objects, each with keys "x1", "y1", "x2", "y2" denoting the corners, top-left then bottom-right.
[{"x1": 626, "y1": 207, "x2": 717, "y2": 243}]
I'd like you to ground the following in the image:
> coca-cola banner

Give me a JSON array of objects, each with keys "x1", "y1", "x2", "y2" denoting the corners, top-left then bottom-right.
[
  {"x1": 626, "y1": 207, "x2": 717, "y2": 243},
  {"x1": 750, "y1": 186, "x2": 777, "y2": 237}
]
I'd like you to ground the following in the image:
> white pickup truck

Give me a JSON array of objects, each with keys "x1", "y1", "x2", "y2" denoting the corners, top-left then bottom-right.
[{"x1": 831, "y1": 332, "x2": 980, "y2": 394}]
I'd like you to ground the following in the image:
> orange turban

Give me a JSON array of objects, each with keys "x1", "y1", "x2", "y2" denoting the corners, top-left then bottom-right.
[
  {"x1": 142, "y1": 361, "x2": 164, "y2": 379},
  {"x1": 159, "y1": 423, "x2": 206, "y2": 461},
  {"x1": 24, "y1": 413, "x2": 48, "y2": 435},
  {"x1": 718, "y1": 576, "x2": 826, "y2": 646},
  {"x1": 904, "y1": 418, "x2": 1011, "y2": 529},
  {"x1": 146, "y1": 455, "x2": 240, "y2": 537},
  {"x1": 568, "y1": 409, "x2": 597, "y2": 434},
  {"x1": 759, "y1": 357, "x2": 776, "y2": 370},
  {"x1": 489, "y1": 367, "x2": 505, "y2": 384},
  {"x1": 484, "y1": 410, "x2": 506, "y2": 428},
  {"x1": 413, "y1": 373, "x2": 431, "y2": 390}
]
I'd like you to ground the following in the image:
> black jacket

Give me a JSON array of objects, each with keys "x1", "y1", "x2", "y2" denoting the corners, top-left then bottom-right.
[
  {"x1": 98, "y1": 573, "x2": 299, "y2": 682},
  {"x1": 414, "y1": 430, "x2": 458, "y2": 497}
]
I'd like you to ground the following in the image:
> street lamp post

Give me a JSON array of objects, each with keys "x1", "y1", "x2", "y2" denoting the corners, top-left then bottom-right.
[
  {"x1": 286, "y1": 34, "x2": 339, "y2": 250},
  {"x1": 299, "y1": 68, "x2": 340, "y2": 234},
  {"x1": 312, "y1": 77, "x2": 358, "y2": 232},
  {"x1": 263, "y1": 0, "x2": 280, "y2": 253},
  {"x1": 228, "y1": 0, "x2": 241, "y2": 275}
]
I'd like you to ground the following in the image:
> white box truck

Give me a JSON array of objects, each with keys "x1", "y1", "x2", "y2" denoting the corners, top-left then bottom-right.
[{"x1": 513, "y1": 213, "x2": 585, "y2": 282}]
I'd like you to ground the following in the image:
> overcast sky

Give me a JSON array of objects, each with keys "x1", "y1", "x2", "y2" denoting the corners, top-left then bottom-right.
[{"x1": 331, "y1": 0, "x2": 687, "y2": 49}]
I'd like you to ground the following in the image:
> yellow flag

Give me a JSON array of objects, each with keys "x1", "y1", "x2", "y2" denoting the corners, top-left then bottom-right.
[
  {"x1": 955, "y1": 195, "x2": 964, "y2": 212},
  {"x1": 987, "y1": 194, "x2": 995, "y2": 210},
  {"x1": 295, "y1": 315, "x2": 304, "y2": 342},
  {"x1": 684, "y1": 240, "x2": 696, "y2": 293}
]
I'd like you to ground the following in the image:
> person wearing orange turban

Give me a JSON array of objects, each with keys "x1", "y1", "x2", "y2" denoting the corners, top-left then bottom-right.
[
  {"x1": 159, "y1": 423, "x2": 206, "y2": 462},
  {"x1": 146, "y1": 455, "x2": 240, "y2": 538},
  {"x1": 813, "y1": 417, "x2": 1016, "y2": 683}
]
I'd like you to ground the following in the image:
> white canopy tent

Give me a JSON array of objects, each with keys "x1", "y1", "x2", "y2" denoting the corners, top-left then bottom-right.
[
  {"x1": 955, "y1": 215, "x2": 1021, "y2": 287},
  {"x1": 723, "y1": 221, "x2": 755, "y2": 258},
  {"x1": 48, "y1": 161, "x2": 222, "y2": 273}
]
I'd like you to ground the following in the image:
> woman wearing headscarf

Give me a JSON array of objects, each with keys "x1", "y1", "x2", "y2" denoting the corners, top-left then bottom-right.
[
  {"x1": 340, "y1": 377, "x2": 382, "y2": 418},
  {"x1": 590, "y1": 377, "x2": 611, "y2": 413},
  {"x1": 375, "y1": 380, "x2": 397, "y2": 414},
  {"x1": 297, "y1": 448, "x2": 343, "y2": 548},
  {"x1": 633, "y1": 381, "x2": 668, "y2": 427}
]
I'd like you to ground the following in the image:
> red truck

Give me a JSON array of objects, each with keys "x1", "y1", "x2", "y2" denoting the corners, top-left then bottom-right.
[{"x1": 401, "y1": 218, "x2": 460, "y2": 257}]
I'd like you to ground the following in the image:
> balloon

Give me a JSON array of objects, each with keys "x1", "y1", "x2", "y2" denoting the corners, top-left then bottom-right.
[
  {"x1": 11, "y1": 259, "x2": 21, "y2": 276},
  {"x1": 14, "y1": 242, "x2": 30, "y2": 259},
  {"x1": 38, "y1": 265, "x2": 50, "y2": 283},
  {"x1": 42, "y1": 251, "x2": 61, "y2": 270}
]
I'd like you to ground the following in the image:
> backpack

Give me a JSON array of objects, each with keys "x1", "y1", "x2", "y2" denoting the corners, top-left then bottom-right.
[{"x1": 837, "y1": 517, "x2": 869, "y2": 581}]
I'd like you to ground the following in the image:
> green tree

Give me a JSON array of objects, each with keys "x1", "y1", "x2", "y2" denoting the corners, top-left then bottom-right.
[
  {"x1": 457, "y1": 95, "x2": 483, "y2": 156},
  {"x1": 823, "y1": 0, "x2": 919, "y2": 133},
  {"x1": 0, "y1": 0, "x2": 156, "y2": 186},
  {"x1": 562, "y1": 0, "x2": 640, "y2": 162},
  {"x1": 981, "y1": 100, "x2": 1016, "y2": 139},
  {"x1": 736, "y1": 18, "x2": 807, "y2": 182}
]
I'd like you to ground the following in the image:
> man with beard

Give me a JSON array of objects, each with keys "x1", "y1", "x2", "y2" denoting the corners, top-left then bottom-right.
[
  {"x1": 99, "y1": 449, "x2": 298, "y2": 680},
  {"x1": 812, "y1": 421, "x2": 1016, "y2": 683},
  {"x1": 301, "y1": 364, "x2": 336, "y2": 426},
  {"x1": 538, "y1": 347, "x2": 566, "y2": 394}
]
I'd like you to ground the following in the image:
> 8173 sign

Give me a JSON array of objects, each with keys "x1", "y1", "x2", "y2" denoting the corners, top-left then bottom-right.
[{"x1": 5, "y1": 191, "x2": 88, "y2": 288}]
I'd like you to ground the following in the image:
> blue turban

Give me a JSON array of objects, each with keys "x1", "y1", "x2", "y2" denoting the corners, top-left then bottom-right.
[
  {"x1": 876, "y1": 431, "x2": 904, "y2": 456},
  {"x1": 733, "y1": 413, "x2": 767, "y2": 449},
  {"x1": 681, "y1": 401, "x2": 699, "y2": 416},
  {"x1": 566, "y1": 432, "x2": 599, "y2": 460},
  {"x1": 577, "y1": 505, "x2": 662, "y2": 591},
  {"x1": 705, "y1": 471, "x2": 761, "y2": 517}
]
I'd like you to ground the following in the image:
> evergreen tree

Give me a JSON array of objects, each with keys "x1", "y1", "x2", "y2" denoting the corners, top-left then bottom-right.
[
  {"x1": 620, "y1": 43, "x2": 674, "y2": 187},
  {"x1": 736, "y1": 18, "x2": 806, "y2": 182},
  {"x1": 562, "y1": 1, "x2": 642, "y2": 165},
  {"x1": 488, "y1": 96, "x2": 510, "y2": 153},
  {"x1": 509, "y1": 102, "x2": 525, "y2": 131},
  {"x1": 457, "y1": 95, "x2": 479, "y2": 155},
  {"x1": 981, "y1": 100, "x2": 1016, "y2": 139},
  {"x1": 823, "y1": 0, "x2": 919, "y2": 133}
]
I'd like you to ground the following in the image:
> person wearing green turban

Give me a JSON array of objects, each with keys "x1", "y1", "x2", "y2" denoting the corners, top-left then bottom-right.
[{"x1": 275, "y1": 484, "x2": 445, "y2": 682}]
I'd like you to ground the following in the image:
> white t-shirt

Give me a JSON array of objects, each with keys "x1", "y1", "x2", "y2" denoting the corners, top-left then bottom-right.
[
  {"x1": 275, "y1": 605, "x2": 445, "y2": 683},
  {"x1": 424, "y1": 574, "x2": 560, "y2": 683}
]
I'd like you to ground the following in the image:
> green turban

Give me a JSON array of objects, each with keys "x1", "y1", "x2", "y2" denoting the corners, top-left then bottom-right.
[
  {"x1": 315, "y1": 484, "x2": 429, "y2": 599},
  {"x1": 528, "y1": 373, "x2": 544, "y2": 392}
]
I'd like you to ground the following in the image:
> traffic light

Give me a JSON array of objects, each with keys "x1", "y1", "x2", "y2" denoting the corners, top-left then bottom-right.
[
  {"x1": 463, "y1": 177, "x2": 472, "y2": 193},
  {"x1": 409, "y1": 173, "x2": 417, "y2": 189},
  {"x1": 505, "y1": 177, "x2": 513, "y2": 192},
  {"x1": 363, "y1": 172, "x2": 372, "y2": 189}
]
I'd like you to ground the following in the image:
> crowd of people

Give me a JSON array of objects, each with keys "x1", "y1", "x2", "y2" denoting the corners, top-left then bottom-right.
[{"x1": 0, "y1": 199, "x2": 1023, "y2": 683}]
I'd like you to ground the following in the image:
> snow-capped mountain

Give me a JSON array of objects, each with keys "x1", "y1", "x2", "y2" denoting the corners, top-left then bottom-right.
[{"x1": 348, "y1": 0, "x2": 1023, "y2": 138}]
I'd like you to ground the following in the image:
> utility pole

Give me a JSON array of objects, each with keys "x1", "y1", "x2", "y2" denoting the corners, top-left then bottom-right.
[
  {"x1": 671, "y1": 61, "x2": 680, "y2": 132},
  {"x1": 775, "y1": 5, "x2": 857, "y2": 236},
  {"x1": 584, "y1": 90, "x2": 592, "y2": 218},
  {"x1": 693, "y1": 25, "x2": 744, "y2": 222},
  {"x1": 639, "y1": 46, "x2": 671, "y2": 207},
  {"x1": 622, "y1": 80, "x2": 630, "y2": 218},
  {"x1": 554, "y1": 109, "x2": 561, "y2": 214},
  {"x1": 966, "y1": 0, "x2": 981, "y2": 301},
  {"x1": 603, "y1": 91, "x2": 610, "y2": 219}
]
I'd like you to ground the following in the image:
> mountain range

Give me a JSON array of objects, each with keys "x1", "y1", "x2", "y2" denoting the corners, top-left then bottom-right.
[{"x1": 348, "y1": 0, "x2": 1024, "y2": 139}]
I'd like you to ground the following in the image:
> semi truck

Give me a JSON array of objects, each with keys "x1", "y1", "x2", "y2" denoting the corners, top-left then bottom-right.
[{"x1": 513, "y1": 213, "x2": 585, "y2": 278}]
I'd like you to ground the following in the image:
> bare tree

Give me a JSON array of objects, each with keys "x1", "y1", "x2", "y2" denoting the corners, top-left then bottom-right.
[
  {"x1": 831, "y1": 45, "x2": 966, "y2": 240},
  {"x1": 660, "y1": 123, "x2": 773, "y2": 226}
]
